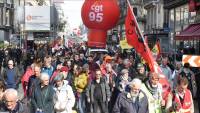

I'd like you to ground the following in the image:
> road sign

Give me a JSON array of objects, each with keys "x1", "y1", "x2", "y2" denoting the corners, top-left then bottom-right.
[{"x1": 182, "y1": 55, "x2": 200, "y2": 67}]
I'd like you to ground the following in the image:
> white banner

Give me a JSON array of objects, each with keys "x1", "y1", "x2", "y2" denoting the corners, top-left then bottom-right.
[{"x1": 25, "y1": 6, "x2": 50, "y2": 31}]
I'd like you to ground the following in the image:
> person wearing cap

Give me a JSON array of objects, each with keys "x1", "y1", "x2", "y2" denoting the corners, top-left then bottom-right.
[
  {"x1": 112, "y1": 78, "x2": 149, "y2": 113},
  {"x1": 134, "y1": 63, "x2": 147, "y2": 82},
  {"x1": 116, "y1": 69, "x2": 132, "y2": 92},
  {"x1": 100, "y1": 55, "x2": 113, "y2": 75},
  {"x1": 141, "y1": 72, "x2": 163, "y2": 113},
  {"x1": 121, "y1": 59, "x2": 136, "y2": 79},
  {"x1": 53, "y1": 73, "x2": 75, "y2": 113}
]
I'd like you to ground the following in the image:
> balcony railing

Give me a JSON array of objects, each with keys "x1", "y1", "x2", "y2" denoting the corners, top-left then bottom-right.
[{"x1": 143, "y1": 0, "x2": 159, "y2": 9}]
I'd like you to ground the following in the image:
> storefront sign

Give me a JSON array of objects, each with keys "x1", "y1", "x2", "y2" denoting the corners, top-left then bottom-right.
[{"x1": 25, "y1": 6, "x2": 50, "y2": 31}]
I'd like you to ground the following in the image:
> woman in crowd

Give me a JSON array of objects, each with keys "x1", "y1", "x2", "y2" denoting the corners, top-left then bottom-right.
[{"x1": 53, "y1": 73, "x2": 75, "y2": 113}]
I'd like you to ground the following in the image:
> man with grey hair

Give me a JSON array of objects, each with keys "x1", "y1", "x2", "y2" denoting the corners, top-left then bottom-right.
[
  {"x1": 31, "y1": 72, "x2": 55, "y2": 113},
  {"x1": 0, "y1": 88, "x2": 30, "y2": 113},
  {"x1": 2, "y1": 59, "x2": 20, "y2": 89},
  {"x1": 113, "y1": 78, "x2": 149, "y2": 113}
]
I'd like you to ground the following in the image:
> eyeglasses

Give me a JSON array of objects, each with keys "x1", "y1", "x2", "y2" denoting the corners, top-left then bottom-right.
[
  {"x1": 152, "y1": 78, "x2": 160, "y2": 81},
  {"x1": 4, "y1": 100, "x2": 16, "y2": 103}
]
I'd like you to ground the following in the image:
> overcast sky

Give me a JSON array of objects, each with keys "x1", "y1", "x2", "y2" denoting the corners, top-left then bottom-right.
[{"x1": 61, "y1": 0, "x2": 84, "y2": 29}]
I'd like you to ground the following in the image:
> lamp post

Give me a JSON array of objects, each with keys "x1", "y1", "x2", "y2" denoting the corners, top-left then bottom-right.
[{"x1": 20, "y1": 24, "x2": 24, "y2": 49}]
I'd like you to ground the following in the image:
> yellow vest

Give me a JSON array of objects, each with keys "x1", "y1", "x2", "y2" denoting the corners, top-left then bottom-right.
[{"x1": 141, "y1": 83, "x2": 163, "y2": 113}]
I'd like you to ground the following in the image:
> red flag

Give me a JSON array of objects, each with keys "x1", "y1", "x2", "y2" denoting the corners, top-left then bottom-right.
[
  {"x1": 125, "y1": 0, "x2": 170, "y2": 99},
  {"x1": 125, "y1": 2, "x2": 154, "y2": 71}
]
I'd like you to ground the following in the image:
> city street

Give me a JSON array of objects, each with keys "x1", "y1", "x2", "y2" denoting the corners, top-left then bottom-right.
[{"x1": 0, "y1": 0, "x2": 199, "y2": 113}]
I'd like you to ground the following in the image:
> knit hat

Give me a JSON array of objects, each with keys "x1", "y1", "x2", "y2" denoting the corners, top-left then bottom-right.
[
  {"x1": 137, "y1": 63, "x2": 144, "y2": 69},
  {"x1": 54, "y1": 74, "x2": 64, "y2": 81},
  {"x1": 104, "y1": 55, "x2": 113, "y2": 62}
]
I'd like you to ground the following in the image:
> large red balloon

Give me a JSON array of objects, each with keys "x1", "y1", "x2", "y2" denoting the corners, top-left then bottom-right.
[{"x1": 81, "y1": 0, "x2": 120, "y2": 48}]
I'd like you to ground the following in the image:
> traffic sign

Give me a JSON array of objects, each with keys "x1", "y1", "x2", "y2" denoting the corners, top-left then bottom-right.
[{"x1": 182, "y1": 55, "x2": 200, "y2": 67}]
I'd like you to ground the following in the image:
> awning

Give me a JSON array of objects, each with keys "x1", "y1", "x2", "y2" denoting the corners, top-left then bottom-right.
[{"x1": 176, "y1": 23, "x2": 200, "y2": 40}]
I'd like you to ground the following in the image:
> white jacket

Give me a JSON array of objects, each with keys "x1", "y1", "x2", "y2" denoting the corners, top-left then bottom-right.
[{"x1": 54, "y1": 80, "x2": 75, "y2": 113}]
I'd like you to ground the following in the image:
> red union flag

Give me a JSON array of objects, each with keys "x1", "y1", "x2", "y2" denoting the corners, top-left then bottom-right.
[{"x1": 125, "y1": 0, "x2": 170, "y2": 98}]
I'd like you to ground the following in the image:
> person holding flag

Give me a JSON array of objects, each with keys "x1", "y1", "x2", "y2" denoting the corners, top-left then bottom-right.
[{"x1": 125, "y1": 0, "x2": 171, "y2": 111}]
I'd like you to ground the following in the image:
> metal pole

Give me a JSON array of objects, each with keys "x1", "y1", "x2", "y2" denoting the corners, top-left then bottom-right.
[{"x1": 174, "y1": 8, "x2": 176, "y2": 61}]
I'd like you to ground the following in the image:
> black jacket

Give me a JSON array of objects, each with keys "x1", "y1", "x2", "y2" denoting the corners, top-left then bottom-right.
[
  {"x1": 112, "y1": 91, "x2": 149, "y2": 113},
  {"x1": 86, "y1": 78, "x2": 111, "y2": 103},
  {"x1": 31, "y1": 84, "x2": 55, "y2": 113}
]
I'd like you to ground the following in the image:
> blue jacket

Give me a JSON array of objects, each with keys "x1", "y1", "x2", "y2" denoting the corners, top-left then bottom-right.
[{"x1": 112, "y1": 91, "x2": 149, "y2": 113}]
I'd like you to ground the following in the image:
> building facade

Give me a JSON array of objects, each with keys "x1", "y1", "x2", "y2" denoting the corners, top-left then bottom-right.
[
  {"x1": 115, "y1": 0, "x2": 146, "y2": 40},
  {"x1": 0, "y1": 0, "x2": 14, "y2": 46},
  {"x1": 164, "y1": 0, "x2": 200, "y2": 54},
  {"x1": 143, "y1": 0, "x2": 170, "y2": 52},
  {"x1": 13, "y1": 0, "x2": 59, "y2": 49}
]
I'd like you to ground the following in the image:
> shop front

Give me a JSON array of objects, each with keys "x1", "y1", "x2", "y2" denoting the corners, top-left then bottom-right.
[{"x1": 175, "y1": 23, "x2": 200, "y2": 54}]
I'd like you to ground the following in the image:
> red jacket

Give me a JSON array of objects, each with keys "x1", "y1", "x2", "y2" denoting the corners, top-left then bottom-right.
[
  {"x1": 173, "y1": 89, "x2": 193, "y2": 113},
  {"x1": 21, "y1": 67, "x2": 34, "y2": 96}
]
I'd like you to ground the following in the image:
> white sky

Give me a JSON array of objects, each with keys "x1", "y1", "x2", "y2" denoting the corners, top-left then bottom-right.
[{"x1": 61, "y1": 0, "x2": 84, "y2": 29}]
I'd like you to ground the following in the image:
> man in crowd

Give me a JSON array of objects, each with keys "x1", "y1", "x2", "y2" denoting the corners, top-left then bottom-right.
[
  {"x1": 2, "y1": 60, "x2": 20, "y2": 89},
  {"x1": 166, "y1": 77, "x2": 194, "y2": 113},
  {"x1": 0, "y1": 88, "x2": 29, "y2": 113},
  {"x1": 160, "y1": 57, "x2": 172, "y2": 81},
  {"x1": 112, "y1": 78, "x2": 149, "y2": 113},
  {"x1": 134, "y1": 63, "x2": 147, "y2": 82},
  {"x1": 141, "y1": 72, "x2": 163, "y2": 113},
  {"x1": 41, "y1": 55, "x2": 54, "y2": 77},
  {"x1": 121, "y1": 59, "x2": 136, "y2": 79},
  {"x1": 86, "y1": 69, "x2": 110, "y2": 113},
  {"x1": 27, "y1": 64, "x2": 41, "y2": 98}
]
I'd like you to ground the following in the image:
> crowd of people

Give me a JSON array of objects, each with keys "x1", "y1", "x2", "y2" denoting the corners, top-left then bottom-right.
[{"x1": 0, "y1": 43, "x2": 198, "y2": 113}]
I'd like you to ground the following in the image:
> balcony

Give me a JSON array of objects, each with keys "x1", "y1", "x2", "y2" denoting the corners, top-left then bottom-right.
[
  {"x1": 143, "y1": 0, "x2": 159, "y2": 9},
  {"x1": 163, "y1": 0, "x2": 188, "y2": 9}
]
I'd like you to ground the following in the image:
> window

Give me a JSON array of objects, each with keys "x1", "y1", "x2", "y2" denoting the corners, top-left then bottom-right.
[{"x1": 133, "y1": 7, "x2": 137, "y2": 16}]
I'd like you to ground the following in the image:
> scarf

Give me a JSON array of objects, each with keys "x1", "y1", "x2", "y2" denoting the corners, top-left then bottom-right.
[{"x1": 145, "y1": 81, "x2": 160, "y2": 99}]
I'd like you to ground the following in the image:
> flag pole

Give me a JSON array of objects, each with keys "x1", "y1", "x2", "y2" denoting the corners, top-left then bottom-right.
[{"x1": 126, "y1": 0, "x2": 146, "y2": 43}]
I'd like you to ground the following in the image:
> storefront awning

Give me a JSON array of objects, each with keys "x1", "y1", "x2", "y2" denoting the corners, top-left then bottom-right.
[{"x1": 176, "y1": 23, "x2": 200, "y2": 40}]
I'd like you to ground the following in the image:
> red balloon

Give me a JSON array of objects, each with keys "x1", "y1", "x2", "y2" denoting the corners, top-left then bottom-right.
[{"x1": 81, "y1": 0, "x2": 120, "y2": 48}]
